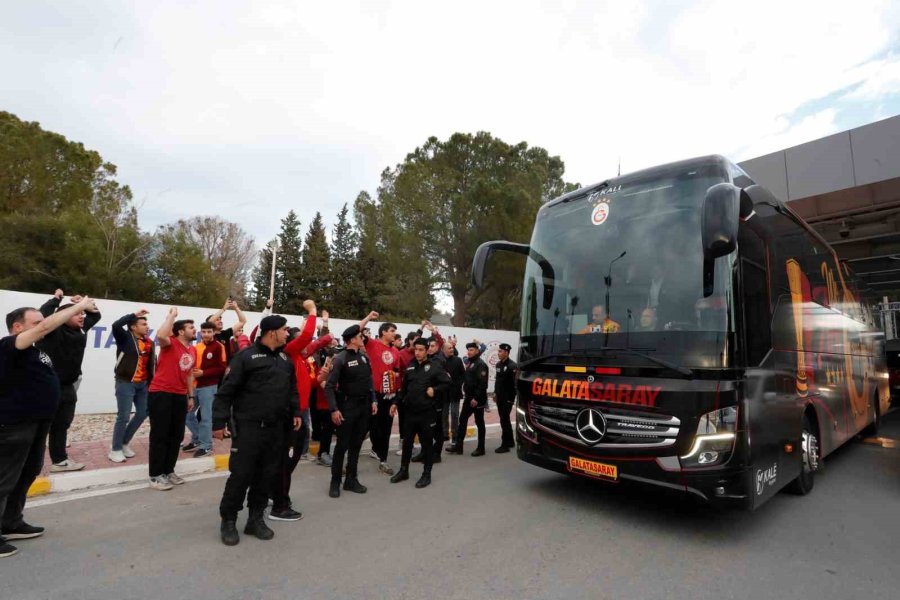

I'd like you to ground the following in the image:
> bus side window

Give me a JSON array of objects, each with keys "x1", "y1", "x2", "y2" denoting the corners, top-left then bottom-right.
[{"x1": 741, "y1": 259, "x2": 772, "y2": 366}]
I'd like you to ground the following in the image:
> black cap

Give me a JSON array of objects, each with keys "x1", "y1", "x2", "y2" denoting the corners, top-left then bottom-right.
[
  {"x1": 342, "y1": 324, "x2": 361, "y2": 342},
  {"x1": 465, "y1": 342, "x2": 479, "y2": 350},
  {"x1": 260, "y1": 315, "x2": 287, "y2": 333},
  {"x1": 499, "y1": 343, "x2": 512, "y2": 352}
]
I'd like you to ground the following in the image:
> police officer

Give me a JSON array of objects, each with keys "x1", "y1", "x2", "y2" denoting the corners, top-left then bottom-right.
[
  {"x1": 325, "y1": 324, "x2": 377, "y2": 498},
  {"x1": 493, "y1": 343, "x2": 517, "y2": 453},
  {"x1": 212, "y1": 315, "x2": 302, "y2": 547},
  {"x1": 412, "y1": 336, "x2": 448, "y2": 464},
  {"x1": 389, "y1": 338, "x2": 451, "y2": 488},
  {"x1": 447, "y1": 342, "x2": 489, "y2": 456}
]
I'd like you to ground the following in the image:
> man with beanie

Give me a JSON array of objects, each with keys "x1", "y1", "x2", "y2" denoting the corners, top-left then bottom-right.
[
  {"x1": 447, "y1": 342, "x2": 489, "y2": 456},
  {"x1": 324, "y1": 323, "x2": 377, "y2": 498},
  {"x1": 213, "y1": 314, "x2": 301, "y2": 546},
  {"x1": 36, "y1": 289, "x2": 102, "y2": 472},
  {"x1": 493, "y1": 343, "x2": 518, "y2": 453},
  {"x1": 389, "y1": 338, "x2": 450, "y2": 488}
]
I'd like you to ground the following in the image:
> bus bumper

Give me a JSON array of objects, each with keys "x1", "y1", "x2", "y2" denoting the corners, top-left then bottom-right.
[{"x1": 517, "y1": 433, "x2": 752, "y2": 509}]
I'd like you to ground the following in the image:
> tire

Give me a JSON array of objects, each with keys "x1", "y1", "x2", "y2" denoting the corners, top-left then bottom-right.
[
  {"x1": 787, "y1": 414, "x2": 819, "y2": 495},
  {"x1": 861, "y1": 393, "x2": 881, "y2": 438}
]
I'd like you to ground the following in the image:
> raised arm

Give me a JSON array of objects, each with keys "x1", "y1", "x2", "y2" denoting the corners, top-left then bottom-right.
[
  {"x1": 15, "y1": 297, "x2": 96, "y2": 350},
  {"x1": 231, "y1": 300, "x2": 247, "y2": 328},
  {"x1": 39, "y1": 290, "x2": 64, "y2": 317},
  {"x1": 155, "y1": 307, "x2": 178, "y2": 348},
  {"x1": 358, "y1": 310, "x2": 379, "y2": 330}
]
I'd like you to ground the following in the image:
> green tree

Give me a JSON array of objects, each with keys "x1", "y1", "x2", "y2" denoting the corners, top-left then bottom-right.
[
  {"x1": 249, "y1": 241, "x2": 276, "y2": 310},
  {"x1": 147, "y1": 225, "x2": 228, "y2": 306},
  {"x1": 378, "y1": 132, "x2": 578, "y2": 326},
  {"x1": 327, "y1": 203, "x2": 359, "y2": 318},
  {"x1": 277, "y1": 210, "x2": 304, "y2": 314},
  {"x1": 300, "y1": 212, "x2": 331, "y2": 304},
  {"x1": 172, "y1": 215, "x2": 256, "y2": 301}
]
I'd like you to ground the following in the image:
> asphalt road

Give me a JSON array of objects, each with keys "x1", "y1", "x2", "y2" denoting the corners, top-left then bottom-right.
[{"x1": 3, "y1": 413, "x2": 899, "y2": 600}]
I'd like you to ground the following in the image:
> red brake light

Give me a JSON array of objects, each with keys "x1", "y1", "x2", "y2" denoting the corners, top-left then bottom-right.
[{"x1": 595, "y1": 367, "x2": 621, "y2": 375}]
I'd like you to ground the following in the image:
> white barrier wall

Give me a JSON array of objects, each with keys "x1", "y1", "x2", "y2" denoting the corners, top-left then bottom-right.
[{"x1": 0, "y1": 290, "x2": 519, "y2": 414}]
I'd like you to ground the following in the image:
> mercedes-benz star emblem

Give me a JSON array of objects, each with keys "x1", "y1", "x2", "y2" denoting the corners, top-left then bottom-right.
[{"x1": 575, "y1": 408, "x2": 607, "y2": 445}]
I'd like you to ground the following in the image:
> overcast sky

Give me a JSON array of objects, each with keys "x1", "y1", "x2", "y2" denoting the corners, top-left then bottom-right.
[{"x1": 3, "y1": 0, "x2": 900, "y2": 251}]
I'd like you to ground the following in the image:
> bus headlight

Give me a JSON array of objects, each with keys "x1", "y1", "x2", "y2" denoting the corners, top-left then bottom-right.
[
  {"x1": 516, "y1": 403, "x2": 535, "y2": 437},
  {"x1": 680, "y1": 406, "x2": 738, "y2": 468}
]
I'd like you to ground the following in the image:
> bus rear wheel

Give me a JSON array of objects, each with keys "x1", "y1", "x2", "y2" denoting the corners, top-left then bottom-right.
[
  {"x1": 787, "y1": 414, "x2": 819, "y2": 495},
  {"x1": 861, "y1": 393, "x2": 881, "y2": 438}
]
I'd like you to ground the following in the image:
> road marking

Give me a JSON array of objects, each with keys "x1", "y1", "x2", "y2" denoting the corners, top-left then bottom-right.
[{"x1": 26, "y1": 471, "x2": 229, "y2": 507}]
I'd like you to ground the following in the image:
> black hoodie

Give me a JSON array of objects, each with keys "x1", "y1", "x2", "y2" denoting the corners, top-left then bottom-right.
[{"x1": 36, "y1": 296, "x2": 102, "y2": 385}]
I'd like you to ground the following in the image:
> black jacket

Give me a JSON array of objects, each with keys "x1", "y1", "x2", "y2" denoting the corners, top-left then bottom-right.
[
  {"x1": 463, "y1": 356, "x2": 489, "y2": 406},
  {"x1": 494, "y1": 358, "x2": 518, "y2": 404},
  {"x1": 36, "y1": 296, "x2": 102, "y2": 385},
  {"x1": 111, "y1": 312, "x2": 156, "y2": 382},
  {"x1": 395, "y1": 357, "x2": 451, "y2": 413},
  {"x1": 443, "y1": 354, "x2": 465, "y2": 399},
  {"x1": 212, "y1": 341, "x2": 301, "y2": 429},
  {"x1": 324, "y1": 348, "x2": 375, "y2": 411}
]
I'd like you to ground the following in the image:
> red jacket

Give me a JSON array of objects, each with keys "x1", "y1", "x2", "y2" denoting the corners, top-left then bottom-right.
[
  {"x1": 194, "y1": 339, "x2": 227, "y2": 388},
  {"x1": 283, "y1": 316, "x2": 335, "y2": 412}
]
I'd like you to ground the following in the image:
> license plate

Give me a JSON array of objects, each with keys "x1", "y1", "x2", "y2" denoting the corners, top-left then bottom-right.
[{"x1": 567, "y1": 456, "x2": 618, "y2": 481}]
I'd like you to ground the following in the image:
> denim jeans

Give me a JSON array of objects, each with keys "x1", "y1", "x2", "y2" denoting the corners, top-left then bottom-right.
[
  {"x1": 112, "y1": 379, "x2": 149, "y2": 451},
  {"x1": 186, "y1": 384, "x2": 216, "y2": 451}
]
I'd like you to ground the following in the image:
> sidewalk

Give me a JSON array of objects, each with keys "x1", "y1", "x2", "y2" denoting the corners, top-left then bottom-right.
[{"x1": 32, "y1": 402, "x2": 511, "y2": 496}]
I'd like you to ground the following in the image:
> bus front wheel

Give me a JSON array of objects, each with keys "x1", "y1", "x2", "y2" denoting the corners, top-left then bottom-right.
[{"x1": 787, "y1": 414, "x2": 819, "y2": 495}]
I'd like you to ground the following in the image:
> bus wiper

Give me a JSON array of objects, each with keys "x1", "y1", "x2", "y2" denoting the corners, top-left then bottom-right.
[{"x1": 598, "y1": 347, "x2": 695, "y2": 378}]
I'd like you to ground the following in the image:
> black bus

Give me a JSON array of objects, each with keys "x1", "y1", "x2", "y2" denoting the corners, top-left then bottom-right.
[{"x1": 472, "y1": 155, "x2": 889, "y2": 509}]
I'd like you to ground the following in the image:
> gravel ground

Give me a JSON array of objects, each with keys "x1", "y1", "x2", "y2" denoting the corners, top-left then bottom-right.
[{"x1": 68, "y1": 414, "x2": 149, "y2": 444}]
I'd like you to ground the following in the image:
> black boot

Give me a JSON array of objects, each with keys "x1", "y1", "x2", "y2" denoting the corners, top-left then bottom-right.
[
  {"x1": 411, "y1": 451, "x2": 423, "y2": 463},
  {"x1": 446, "y1": 444, "x2": 463, "y2": 455},
  {"x1": 495, "y1": 446, "x2": 510, "y2": 453},
  {"x1": 415, "y1": 469, "x2": 432, "y2": 489},
  {"x1": 329, "y1": 480, "x2": 341, "y2": 498},
  {"x1": 390, "y1": 466, "x2": 410, "y2": 483},
  {"x1": 220, "y1": 519, "x2": 239, "y2": 546},
  {"x1": 343, "y1": 478, "x2": 367, "y2": 493},
  {"x1": 432, "y1": 453, "x2": 442, "y2": 463},
  {"x1": 244, "y1": 512, "x2": 275, "y2": 540},
  {"x1": 471, "y1": 447, "x2": 485, "y2": 457}
]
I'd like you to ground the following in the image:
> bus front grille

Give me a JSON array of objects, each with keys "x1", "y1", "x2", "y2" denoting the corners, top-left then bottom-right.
[{"x1": 530, "y1": 402, "x2": 681, "y2": 449}]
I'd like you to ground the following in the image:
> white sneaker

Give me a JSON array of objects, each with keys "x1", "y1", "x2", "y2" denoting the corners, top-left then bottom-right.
[
  {"x1": 149, "y1": 476, "x2": 173, "y2": 491},
  {"x1": 299, "y1": 453, "x2": 311, "y2": 462},
  {"x1": 108, "y1": 450, "x2": 126, "y2": 463},
  {"x1": 122, "y1": 444, "x2": 136, "y2": 458},
  {"x1": 50, "y1": 459, "x2": 85, "y2": 473},
  {"x1": 368, "y1": 450, "x2": 379, "y2": 460},
  {"x1": 166, "y1": 473, "x2": 185, "y2": 485}
]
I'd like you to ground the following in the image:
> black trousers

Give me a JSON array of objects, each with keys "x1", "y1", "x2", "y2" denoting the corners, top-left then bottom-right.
[
  {"x1": 431, "y1": 405, "x2": 444, "y2": 457},
  {"x1": 0, "y1": 420, "x2": 50, "y2": 531},
  {"x1": 330, "y1": 401, "x2": 370, "y2": 483},
  {"x1": 401, "y1": 410, "x2": 434, "y2": 469},
  {"x1": 316, "y1": 409, "x2": 334, "y2": 456},
  {"x1": 220, "y1": 421, "x2": 284, "y2": 520},
  {"x1": 272, "y1": 424, "x2": 303, "y2": 511},
  {"x1": 455, "y1": 401, "x2": 486, "y2": 450},
  {"x1": 49, "y1": 383, "x2": 78, "y2": 464},
  {"x1": 148, "y1": 392, "x2": 187, "y2": 478},
  {"x1": 497, "y1": 398, "x2": 515, "y2": 447},
  {"x1": 369, "y1": 394, "x2": 394, "y2": 462}
]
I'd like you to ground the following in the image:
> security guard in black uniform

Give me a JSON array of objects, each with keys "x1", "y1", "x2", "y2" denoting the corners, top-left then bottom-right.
[
  {"x1": 447, "y1": 342, "x2": 489, "y2": 456},
  {"x1": 213, "y1": 315, "x2": 302, "y2": 546},
  {"x1": 390, "y1": 338, "x2": 451, "y2": 488},
  {"x1": 413, "y1": 337, "x2": 448, "y2": 464},
  {"x1": 325, "y1": 324, "x2": 377, "y2": 498},
  {"x1": 493, "y1": 343, "x2": 518, "y2": 453}
]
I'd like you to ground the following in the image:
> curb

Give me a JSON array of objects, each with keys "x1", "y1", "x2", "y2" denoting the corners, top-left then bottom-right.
[{"x1": 28, "y1": 422, "x2": 510, "y2": 498}]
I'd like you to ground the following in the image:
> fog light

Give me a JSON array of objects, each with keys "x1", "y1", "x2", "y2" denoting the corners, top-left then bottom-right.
[
  {"x1": 698, "y1": 451, "x2": 719, "y2": 464},
  {"x1": 714, "y1": 486, "x2": 725, "y2": 496}
]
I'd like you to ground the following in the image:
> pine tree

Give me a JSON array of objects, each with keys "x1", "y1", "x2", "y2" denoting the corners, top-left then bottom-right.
[
  {"x1": 300, "y1": 212, "x2": 331, "y2": 305},
  {"x1": 353, "y1": 192, "x2": 390, "y2": 318},
  {"x1": 277, "y1": 210, "x2": 304, "y2": 314},
  {"x1": 328, "y1": 203, "x2": 359, "y2": 318},
  {"x1": 249, "y1": 241, "x2": 276, "y2": 310}
]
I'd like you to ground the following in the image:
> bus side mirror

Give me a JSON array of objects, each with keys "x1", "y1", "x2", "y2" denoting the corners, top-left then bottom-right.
[
  {"x1": 701, "y1": 183, "x2": 742, "y2": 296},
  {"x1": 471, "y1": 240, "x2": 555, "y2": 309}
]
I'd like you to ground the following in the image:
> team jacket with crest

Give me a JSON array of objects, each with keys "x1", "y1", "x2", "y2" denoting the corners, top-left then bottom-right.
[
  {"x1": 212, "y1": 340, "x2": 301, "y2": 430},
  {"x1": 463, "y1": 356, "x2": 490, "y2": 406},
  {"x1": 394, "y1": 358, "x2": 452, "y2": 414}
]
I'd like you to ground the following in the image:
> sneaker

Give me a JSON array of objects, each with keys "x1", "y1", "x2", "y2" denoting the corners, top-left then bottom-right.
[
  {"x1": 368, "y1": 450, "x2": 379, "y2": 460},
  {"x1": 2, "y1": 522, "x2": 44, "y2": 540},
  {"x1": 395, "y1": 448, "x2": 403, "y2": 456},
  {"x1": 378, "y1": 462, "x2": 395, "y2": 476},
  {"x1": 50, "y1": 459, "x2": 85, "y2": 473},
  {"x1": 149, "y1": 476, "x2": 173, "y2": 491},
  {"x1": 317, "y1": 453, "x2": 333, "y2": 466},
  {"x1": 181, "y1": 442, "x2": 197, "y2": 452},
  {"x1": 122, "y1": 444, "x2": 136, "y2": 458},
  {"x1": 166, "y1": 473, "x2": 185, "y2": 485},
  {"x1": 269, "y1": 507, "x2": 304, "y2": 521},
  {"x1": 0, "y1": 540, "x2": 17, "y2": 558},
  {"x1": 108, "y1": 450, "x2": 126, "y2": 463},
  {"x1": 193, "y1": 448, "x2": 212, "y2": 458}
]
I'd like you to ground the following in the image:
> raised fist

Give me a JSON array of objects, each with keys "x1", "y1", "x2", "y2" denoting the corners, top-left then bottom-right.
[
  {"x1": 321, "y1": 309, "x2": 329, "y2": 320},
  {"x1": 168, "y1": 307, "x2": 178, "y2": 317},
  {"x1": 266, "y1": 298, "x2": 274, "y2": 309},
  {"x1": 303, "y1": 299, "x2": 316, "y2": 314},
  {"x1": 70, "y1": 295, "x2": 84, "y2": 304},
  {"x1": 135, "y1": 309, "x2": 150, "y2": 318},
  {"x1": 54, "y1": 289, "x2": 64, "y2": 299},
  {"x1": 368, "y1": 311, "x2": 379, "y2": 321}
]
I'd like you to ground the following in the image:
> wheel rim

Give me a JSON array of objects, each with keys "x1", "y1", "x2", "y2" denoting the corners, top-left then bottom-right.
[{"x1": 801, "y1": 429, "x2": 819, "y2": 473}]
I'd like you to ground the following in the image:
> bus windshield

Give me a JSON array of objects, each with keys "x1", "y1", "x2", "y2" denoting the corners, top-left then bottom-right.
[{"x1": 521, "y1": 164, "x2": 735, "y2": 368}]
